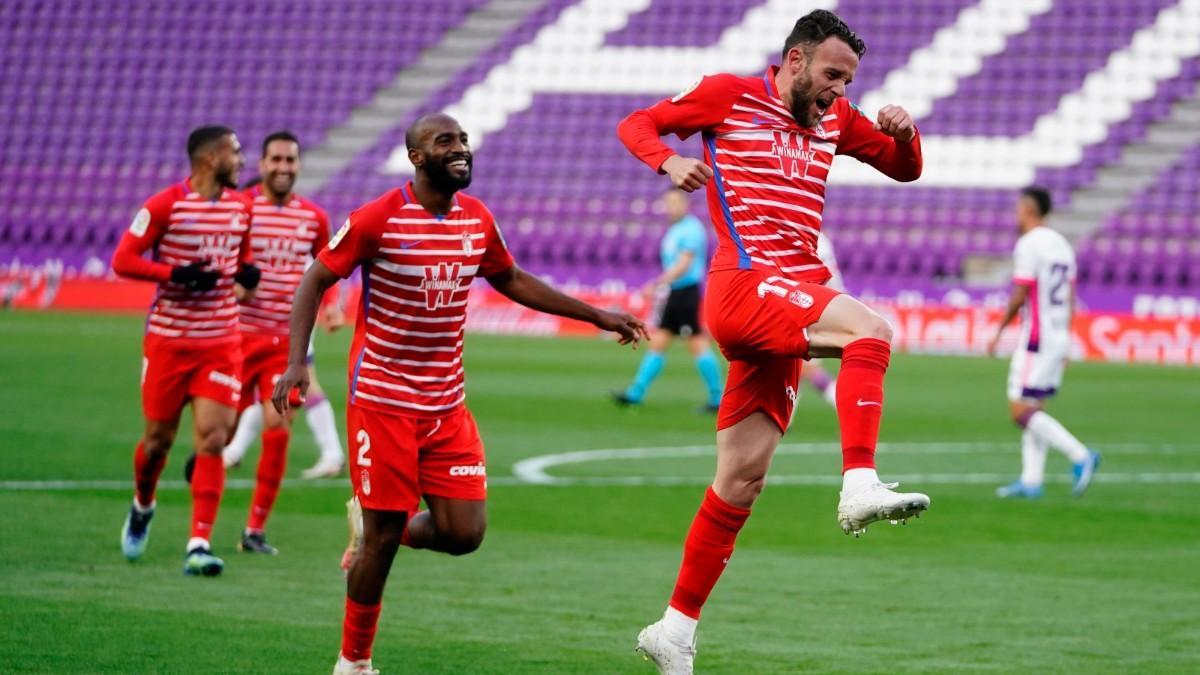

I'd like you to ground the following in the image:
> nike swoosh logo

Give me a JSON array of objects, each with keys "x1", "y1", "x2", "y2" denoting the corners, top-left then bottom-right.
[
  {"x1": 857, "y1": 399, "x2": 882, "y2": 407},
  {"x1": 399, "y1": 241, "x2": 422, "y2": 249}
]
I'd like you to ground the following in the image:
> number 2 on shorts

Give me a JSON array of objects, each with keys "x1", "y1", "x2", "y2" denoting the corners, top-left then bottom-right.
[{"x1": 356, "y1": 429, "x2": 372, "y2": 467}]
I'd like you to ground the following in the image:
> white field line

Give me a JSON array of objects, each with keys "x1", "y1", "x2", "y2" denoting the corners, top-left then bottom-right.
[{"x1": 2, "y1": 443, "x2": 1194, "y2": 491}]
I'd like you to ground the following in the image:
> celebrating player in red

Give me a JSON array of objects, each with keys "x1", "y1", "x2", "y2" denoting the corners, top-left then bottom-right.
[
  {"x1": 112, "y1": 126, "x2": 260, "y2": 576},
  {"x1": 618, "y1": 11, "x2": 931, "y2": 671},
  {"x1": 232, "y1": 130, "x2": 331, "y2": 555},
  {"x1": 272, "y1": 113, "x2": 648, "y2": 675}
]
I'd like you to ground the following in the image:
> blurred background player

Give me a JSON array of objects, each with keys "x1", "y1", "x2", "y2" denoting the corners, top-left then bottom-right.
[
  {"x1": 612, "y1": 189, "x2": 722, "y2": 412},
  {"x1": 271, "y1": 113, "x2": 648, "y2": 675},
  {"x1": 221, "y1": 147, "x2": 347, "y2": 482},
  {"x1": 989, "y1": 187, "x2": 1101, "y2": 499},
  {"x1": 618, "y1": 11, "x2": 930, "y2": 672},
  {"x1": 111, "y1": 125, "x2": 260, "y2": 576},
  {"x1": 223, "y1": 131, "x2": 331, "y2": 555}
]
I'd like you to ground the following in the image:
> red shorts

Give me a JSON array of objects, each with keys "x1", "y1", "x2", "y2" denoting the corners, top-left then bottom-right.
[
  {"x1": 704, "y1": 269, "x2": 840, "y2": 433},
  {"x1": 346, "y1": 403, "x2": 486, "y2": 513},
  {"x1": 141, "y1": 334, "x2": 243, "y2": 422},
  {"x1": 239, "y1": 332, "x2": 289, "y2": 412}
]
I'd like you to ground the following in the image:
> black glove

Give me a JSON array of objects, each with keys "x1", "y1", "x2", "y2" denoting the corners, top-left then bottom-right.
[
  {"x1": 170, "y1": 260, "x2": 219, "y2": 292},
  {"x1": 234, "y1": 263, "x2": 261, "y2": 291}
]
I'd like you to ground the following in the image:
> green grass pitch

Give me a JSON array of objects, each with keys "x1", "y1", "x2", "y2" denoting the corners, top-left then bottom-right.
[{"x1": 1, "y1": 311, "x2": 1197, "y2": 673}]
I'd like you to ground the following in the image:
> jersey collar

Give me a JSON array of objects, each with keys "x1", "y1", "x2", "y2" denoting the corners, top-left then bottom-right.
[
  {"x1": 401, "y1": 180, "x2": 460, "y2": 216},
  {"x1": 763, "y1": 65, "x2": 783, "y2": 101}
]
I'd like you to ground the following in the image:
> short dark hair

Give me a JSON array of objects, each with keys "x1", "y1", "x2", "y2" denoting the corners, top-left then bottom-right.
[
  {"x1": 782, "y1": 10, "x2": 866, "y2": 61},
  {"x1": 187, "y1": 125, "x2": 234, "y2": 161},
  {"x1": 1021, "y1": 186, "x2": 1053, "y2": 217},
  {"x1": 261, "y1": 130, "x2": 300, "y2": 157}
]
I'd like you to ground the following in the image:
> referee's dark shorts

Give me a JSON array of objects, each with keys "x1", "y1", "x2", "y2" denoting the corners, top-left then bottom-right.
[{"x1": 655, "y1": 283, "x2": 701, "y2": 336}]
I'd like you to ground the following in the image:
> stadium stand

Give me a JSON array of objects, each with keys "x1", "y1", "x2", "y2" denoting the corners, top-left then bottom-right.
[{"x1": 2, "y1": 0, "x2": 1197, "y2": 311}]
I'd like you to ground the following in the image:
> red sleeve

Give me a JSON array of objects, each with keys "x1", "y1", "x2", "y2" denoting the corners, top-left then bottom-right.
[
  {"x1": 311, "y1": 205, "x2": 331, "y2": 256},
  {"x1": 236, "y1": 194, "x2": 255, "y2": 266},
  {"x1": 617, "y1": 74, "x2": 741, "y2": 173},
  {"x1": 110, "y1": 192, "x2": 174, "y2": 282},
  {"x1": 479, "y1": 209, "x2": 515, "y2": 278},
  {"x1": 317, "y1": 202, "x2": 384, "y2": 279},
  {"x1": 834, "y1": 99, "x2": 923, "y2": 182}
]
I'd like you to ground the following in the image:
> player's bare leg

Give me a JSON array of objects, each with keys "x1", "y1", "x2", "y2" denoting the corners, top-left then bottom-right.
[
  {"x1": 302, "y1": 373, "x2": 346, "y2": 478},
  {"x1": 399, "y1": 495, "x2": 486, "y2": 555},
  {"x1": 239, "y1": 400, "x2": 294, "y2": 555},
  {"x1": 638, "y1": 412, "x2": 776, "y2": 672},
  {"x1": 807, "y1": 295, "x2": 930, "y2": 535},
  {"x1": 122, "y1": 415, "x2": 181, "y2": 560},
  {"x1": 337, "y1": 508, "x2": 407, "y2": 675},
  {"x1": 184, "y1": 397, "x2": 236, "y2": 575},
  {"x1": 614, "y1": 329, "x2": 673, "y2": 406},
  {"x1": 685, "y1": 334, "x2": 723, "y2": 413}
]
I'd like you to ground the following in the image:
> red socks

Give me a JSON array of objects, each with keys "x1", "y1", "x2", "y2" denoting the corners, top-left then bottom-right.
[
  {"x1": 836, "y1": 337, "x2": 891, "y2": 472},
  {"x1": 133, "y1": 441, "x2": 166, "y2": 507},
  {"x1": 342, "y1": 597, "x2": 382, "y2": 661},
  {"x1": 669, "y1": 487, "x2": 751, "y2": 619},
  {"x1": 190, "y1": 454, "x2": 225, "y2": 540},
  {"x1": 247, "y1": 428, "x2": 289, "y2": 532}
]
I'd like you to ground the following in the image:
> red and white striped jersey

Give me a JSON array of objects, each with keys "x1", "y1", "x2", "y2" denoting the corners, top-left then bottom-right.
[
  {"x1": 318, "y1": 182, "x2": 514, "y2": 417},
  {"x1": 238, "y1": 186, "x2": 330, "y2": 336},
  {"x1": 619, "y1": 66, "x2": 922, "y2": 284},
  {"x1": 111, "y1": 179, "x2": 253, "y2": 343}
]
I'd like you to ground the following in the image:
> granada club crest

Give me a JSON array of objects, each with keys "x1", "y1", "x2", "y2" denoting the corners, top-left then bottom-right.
[
  {"x1": 462, "y1": 232, "x2": 474, "y2": 257},
  {"x1": 772, "y1": 130, "x2": 816, "y2": 180}
]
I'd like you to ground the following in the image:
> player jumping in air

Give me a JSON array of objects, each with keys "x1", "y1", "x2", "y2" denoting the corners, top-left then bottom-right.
[
  {"x1": 112, "y1": 126, "x2": 260, "y2": 576},
  {"x1": 988, "y1": 187, "x2": 1101, "y2": 499},
  {"x1": 618, "y1": 10, "x2": 931, "y2": 672},
  {"x1": 272, "y1": 113, "x2": 648, "y2": 675},
  {"x1": 613, "y1": 188, "x2": 723, "y2": 412}
]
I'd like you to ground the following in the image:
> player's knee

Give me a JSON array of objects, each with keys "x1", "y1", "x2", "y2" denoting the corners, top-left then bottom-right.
[
  {"x1": 443, "y1": 524, "x2": 486, "y2": 556},
  {"x1": 194, "y1": 426, "x2": 229, "y2": 455},
  {"x1": 853, "y1": 313, "x2": 893, "y2": 343},
  {"x1": 143, "y1": 430, "x2": 174, "y2": 456}
]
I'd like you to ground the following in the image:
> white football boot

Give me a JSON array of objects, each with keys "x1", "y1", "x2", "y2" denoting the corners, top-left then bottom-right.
[
  {"x1": 302, "y1": 458, "x2": 345, "y2": 479},
  {"x1": 333, "y1": 655, "x2": 379, "y2": 675},
  {"x1": 837, "y1": 482, "x2": 930, "y2": 537},
  {"x1": 636, "y1": 620, "x2": 696, "y2": 675}
]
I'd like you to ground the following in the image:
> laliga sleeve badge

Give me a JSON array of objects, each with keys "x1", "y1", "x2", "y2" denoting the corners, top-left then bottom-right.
[
  {"x1": 329, "y1": 218, "x2": 351, "y2": 249},
  {"x1": 129, "y1": 208, "x2": 151, "y2": 236}
]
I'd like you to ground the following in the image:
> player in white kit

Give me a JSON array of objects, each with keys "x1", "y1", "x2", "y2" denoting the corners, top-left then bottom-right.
[{"x1": 988, "y1": 187, "x2": 1100, "y2": 498}]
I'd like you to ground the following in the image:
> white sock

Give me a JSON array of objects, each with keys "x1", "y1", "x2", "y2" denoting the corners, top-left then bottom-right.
[
  {"x1": 1026, "y1": 411, "x2": 1089, "y2": 463},
  {"x1": 823, "y1": 380, "x2": 837, "y2": 408},
  {"x1": 305, "y1": 399, "x2": 345, "y2": 464},
  {"x1": 132, "y1": 498, "x2": 155, "y2": 514},
  {"x1": 186, "y1": 537, "x2": 210, "y2": 553},
  {"x1": 662, "y1": 606, "x2": 698, "y2": 645},
  {"x1": 224, "y1": 403, "x2": 263, "y2": 466},
  {"x1": 1019, "y1": 429, "x2": 1048, "y2": 487},
  {"x1": 841, "y1": 467, "x2": 880, "y2": 494}
]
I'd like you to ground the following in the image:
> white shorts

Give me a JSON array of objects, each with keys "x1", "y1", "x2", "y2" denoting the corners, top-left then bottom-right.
[{"x1": 1007, "y1": 347, "x2": 1066, "y2": 402}]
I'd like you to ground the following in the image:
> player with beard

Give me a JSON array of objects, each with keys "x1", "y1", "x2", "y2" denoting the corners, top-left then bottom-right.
[
  {"x1": 272, "y1": 113, "x2": 649, "y2": 675},
  {"x1": 618, "y1": 10, "x2": 931, "y2": 671},
  {"x1": 111, "y1": 126, "x2": 259, "y2": 576},
  {"x1": 222, "y1": 131, "x2": 332, "y2": 555}
]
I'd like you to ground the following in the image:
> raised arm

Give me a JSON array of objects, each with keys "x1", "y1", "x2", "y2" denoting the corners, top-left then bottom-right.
[
  {"x1": 836, "y1": 102, "x2": 923, "y2": 182},
  {"x1": 486, "y1": 265, "x2": 649, "y2": 346},
  {"x1": 271, "y1": 259, "x2": 340, "y2": 413}
]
